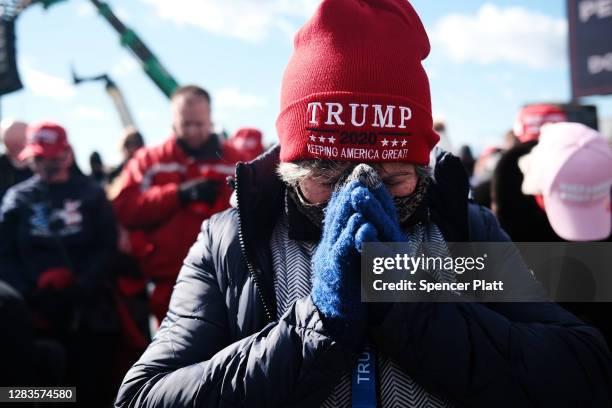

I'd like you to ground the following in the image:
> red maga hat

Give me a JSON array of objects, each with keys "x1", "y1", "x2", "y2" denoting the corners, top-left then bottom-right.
[{"x1": 19, "y1": 122, "x2": 70, "y2": 161}]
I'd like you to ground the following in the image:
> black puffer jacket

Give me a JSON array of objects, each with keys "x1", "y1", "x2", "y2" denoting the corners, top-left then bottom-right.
[
  {"x1": 491, "y1": 141, "x2": 561, "y2": 242},
  {"x1": 116, "y1": 147, "x2": 610, "y2": 407}
]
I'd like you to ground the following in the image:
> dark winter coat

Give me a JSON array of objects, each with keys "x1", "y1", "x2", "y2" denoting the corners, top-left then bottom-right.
[
  {"x1": 0, "y1": 174, "x2": 118, "y2": 331},
  {"x1": 116, "y1": 146, "x2": 610, "y2": 407},
  {"x1": 0, "y1": 174, "x2": 117, "y2": 295},
  {"x1": 0, "y1": 154, "x2": 32, "y2": 202}
]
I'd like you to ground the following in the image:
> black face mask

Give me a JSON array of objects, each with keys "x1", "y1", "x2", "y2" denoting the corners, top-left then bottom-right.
[
  {"x1": 289, "y1": 164, "x2": 429, "y2": 229},
  {"x1": 287, "y1": 186, "x2": 327, "y2": 229},
  {"x1": 393, "y1": 176, "x2": 429, "y2": 223},
  {"x1": 339, "y1": 163, "x2": 429, "y2": 223}
]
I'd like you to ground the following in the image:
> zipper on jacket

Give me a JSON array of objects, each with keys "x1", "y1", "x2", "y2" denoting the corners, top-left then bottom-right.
[{"x1": 234, "y1": 165, "x2": 275, "y2": 322}]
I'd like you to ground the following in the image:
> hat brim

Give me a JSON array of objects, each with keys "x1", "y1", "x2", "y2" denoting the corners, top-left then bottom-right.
[
  {"x1": 543, "y1": 191, "x2": 611, "y2": 241},
  {"x1": 18, "y1": 145, "x2": 43, "y2": 161},
  {"x1": 18, "y1": 144, "x2": 67, "y2": 161}
]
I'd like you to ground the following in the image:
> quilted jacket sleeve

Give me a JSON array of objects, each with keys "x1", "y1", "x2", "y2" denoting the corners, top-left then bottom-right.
[{"x1": 115, "y1": 210, "x2": 355, "y2": 408}]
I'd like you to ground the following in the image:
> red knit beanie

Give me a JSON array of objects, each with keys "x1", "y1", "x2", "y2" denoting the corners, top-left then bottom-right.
[{"x1": 277, "y1": 0, "x2": 438, "y2": 165}]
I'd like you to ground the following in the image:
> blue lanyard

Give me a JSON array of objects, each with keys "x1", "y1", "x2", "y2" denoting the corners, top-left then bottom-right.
[{"x1": 351, "y1": 346, "x2": 377, "y2": 408}]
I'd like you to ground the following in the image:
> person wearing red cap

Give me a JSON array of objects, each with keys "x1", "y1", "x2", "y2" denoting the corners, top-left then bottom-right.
[
  {"x1": 111, "y1": 85, "x2": 244, "y2": 322},
  {"x1": 0, "y1": 121, "x2": 119, "y2": 406},
  {"x1": 492, "y1": 104, "x2": 569, "y2": 240},
  {"x1": 513, "y1": 104, "x2": 567, "y2": 144},
  {"x1": 116, "y1": 1, "x2": 609, "y2": 407},
  {"x1": 228, "y1": 127, "x2": 265, "y2": 161}
]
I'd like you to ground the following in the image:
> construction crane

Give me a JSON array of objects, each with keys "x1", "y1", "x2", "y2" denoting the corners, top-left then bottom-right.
[
  {"x1": 71, "y1": 67, "x2": 136, "y2": 128},
  {"x1": 23, "y1": 0, "x2": 180, "y2": 98},
  {"x1": 0, "y1": 0, "x2": 182, "y2": 133},
  {"x1": 87, "y1": 0, "x2": 179, "y2": 98}
]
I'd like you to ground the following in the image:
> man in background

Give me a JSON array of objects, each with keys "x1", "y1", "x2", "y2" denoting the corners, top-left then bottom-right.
[
  {"x1": 0, "y1": 121, "x2": 119, "y2": 406},
  {"x1": 0, "y1": 119, "x2": 32, "y2": 200},
  {"x1": 112, "y1": 85, "x2": 243, "y2": 322}
]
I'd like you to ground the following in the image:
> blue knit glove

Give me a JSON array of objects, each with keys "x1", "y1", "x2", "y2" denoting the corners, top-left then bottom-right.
[
  {"x1": 312, "y1": 181, "x2": 371, "y2": 344},
  {"x1": 350, "y1": 183, "x2": 407, "y2": 246},
  {"x1": 349, "y1": 183, "x2": 414, "y2": 325}
]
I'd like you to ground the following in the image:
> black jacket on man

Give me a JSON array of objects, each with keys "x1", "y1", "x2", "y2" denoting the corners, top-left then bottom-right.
[
  {"x1": 116, "y1": 146, "x2": 610, "y2": 407},
  {"x1": 0, "y1": 173, "x2": 117, "y2": 294},
  {"x1": 0, "y1": 154, "x2": 32, "y2": 202}
]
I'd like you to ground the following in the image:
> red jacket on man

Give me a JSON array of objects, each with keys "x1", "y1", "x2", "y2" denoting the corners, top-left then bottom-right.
[{"x1": 113, "y1": 135, "x2": 243, "y2": 321}]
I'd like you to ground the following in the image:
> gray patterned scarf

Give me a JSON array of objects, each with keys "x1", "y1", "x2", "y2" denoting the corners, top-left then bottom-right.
[{"x1": 270, "y1": 195, "x2": 454, "y2": 408}]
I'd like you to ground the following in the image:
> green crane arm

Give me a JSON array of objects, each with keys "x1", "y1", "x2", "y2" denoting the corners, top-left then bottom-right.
[
  {"x1": 30, "y1": 0, "x2": 179, "y2": 98},
  {"x1": 89, "y1": 0, "x2": 179, "y2": 98}
]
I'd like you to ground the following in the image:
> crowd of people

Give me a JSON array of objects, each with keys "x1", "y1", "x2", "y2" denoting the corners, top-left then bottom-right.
[
  {"x1": 0, "y1": 85, "x2": 264, "y2": 406},
  {"x1": 1, "y1": 0, "x2": 612, "y2": 407}
]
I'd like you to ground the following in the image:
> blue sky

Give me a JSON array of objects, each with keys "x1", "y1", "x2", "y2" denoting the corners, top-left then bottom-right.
[{"x1": 3, "y1": 0, "x2": 612, "y2": 170}]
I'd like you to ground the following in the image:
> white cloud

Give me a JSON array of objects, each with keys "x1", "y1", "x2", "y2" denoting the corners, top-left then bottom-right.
[
  {"x1": 21, "y1": 63, "x2": 76, "y2": 101},
  {"x1": 136, "y1": 108, "x2": 157, "y2": 121},
  {"x1": 76, "y1": 2, "x2": 95, "y2": 18},
  {"x1": 72, "y1": 106, "x2": 107, "y2": 120},
  {"x1": 215, "y1": 88, "x2": 267, "y2": 110},
  {"x1": 139, "y1": 0, "x2": 321, "y2": 43},
  {"x1": 274, "y1": 0, "x2": 322, "y2": 17},
  {"x1": 111, "y1": 55, "x2": 140, "y2": 78},
  {"x1": 432, "y1": 4, "x2": 567, "y2": 69},
  {"x1": 114, "y1": 6, "x2": 131, "y2": 23}
]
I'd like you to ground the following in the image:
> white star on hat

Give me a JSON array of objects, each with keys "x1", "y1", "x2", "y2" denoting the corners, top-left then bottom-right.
[
  {"x1": 391, "y1": 139, "x2": 399, "y2": 147},
  {"x1": 381, "y1": 139, "x2": 389, "y2": 146},
  {"x1": 328, "y1": 136, "x2": 336, "y2": 144},
  {"x1": 401, "y1": 139, "x2": 407, "y2": 147},
  {"x1": 309, "y1": 135, "x2": 316, "y2": 142},
  {"x1": 319, "y1": 136, "x2": 326, "y2": 143}
]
